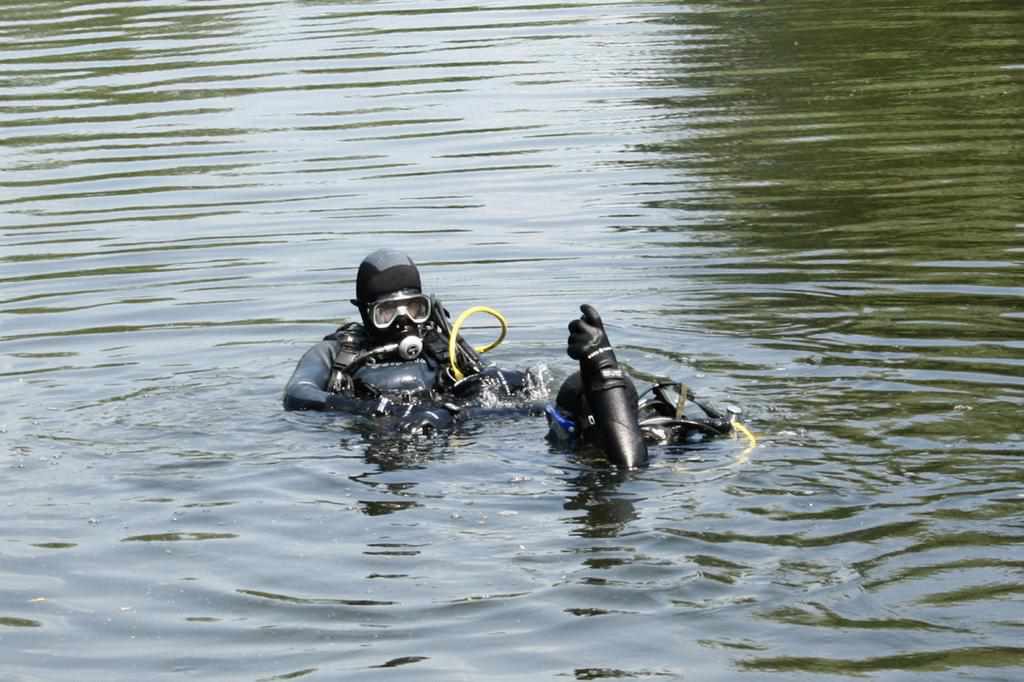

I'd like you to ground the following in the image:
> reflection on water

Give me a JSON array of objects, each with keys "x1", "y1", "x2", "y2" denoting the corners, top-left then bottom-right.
[{"x1": 2, "y1": 0, "x2": 1023, "y2": 679}]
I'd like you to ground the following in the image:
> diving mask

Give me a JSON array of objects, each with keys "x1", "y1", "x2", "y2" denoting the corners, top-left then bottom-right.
[
  {"x1": 544, "y1": 404, "x2": 577, "y2": 443},
  {"x1": 369, "y1": 292, "x2": 432, "y2": 329}
]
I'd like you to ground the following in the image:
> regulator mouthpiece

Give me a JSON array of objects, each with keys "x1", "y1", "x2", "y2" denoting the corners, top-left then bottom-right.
[{"x1": 398, "y1": 335, "x2": 423, "y2": 360}]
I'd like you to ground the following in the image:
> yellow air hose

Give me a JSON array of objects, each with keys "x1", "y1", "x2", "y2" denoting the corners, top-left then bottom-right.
[
  {"x1": 731, "y1": 417, "x2": 758, "y2": 464},
  {"x1": 448, "y1": 306, "x2": 509, "y2": 381}
]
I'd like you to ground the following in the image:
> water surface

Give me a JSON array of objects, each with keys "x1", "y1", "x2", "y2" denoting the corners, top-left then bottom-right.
[{"x1": 2, "y1": 1, "x2": 1023, "y2": 679}]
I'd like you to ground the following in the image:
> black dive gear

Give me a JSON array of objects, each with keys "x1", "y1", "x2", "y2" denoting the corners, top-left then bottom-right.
[
  {"x1": 547, "y1": 374, "x2": 736, "y2": 451},
  {"x1": 325, "y1": 324, "x2": 434, "y2": 400},
  {"x1": 283, "y1": 328, "x2": 456, "y2": 434},
  {"x1": 283, "y1": 317, "x2": 532, "y2": 432},
  {"x1": 566, "y1": 305, "x2": 648, "y2": 469},
  {"x1": 322, "y1": 292, "x2": 483, "y2": 399},
  {"x1": 342, "y1": 335, "x2": 424, "y2": 376},
  {"x1": 636, "y1": 383, "x2": 735, "y2": 443}
]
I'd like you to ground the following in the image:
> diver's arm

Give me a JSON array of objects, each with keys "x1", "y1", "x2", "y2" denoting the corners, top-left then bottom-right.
[
  {"x1": 282, "y1": 340, "x2": 389, "y2": 414},
  {"x1": 568, "y1": 305, "x2": 648, "y2": 469},
  {"x1": 586, "y1": 373, "x2": 647, "y2": 467},
  {"x1": 283, "y1": 341, "x2": 339, "y2": 410}
]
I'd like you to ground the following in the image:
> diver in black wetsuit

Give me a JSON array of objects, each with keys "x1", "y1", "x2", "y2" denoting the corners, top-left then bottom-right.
[
  {"x1": 283, "y1": 249, "x2": 537, "y2": 433},
  {"x1": 545, "y1": 305, "x2": 736, "y2": 469},
  {"x1": 284, "y1": 250, "x2": 737, "y2": 468}
]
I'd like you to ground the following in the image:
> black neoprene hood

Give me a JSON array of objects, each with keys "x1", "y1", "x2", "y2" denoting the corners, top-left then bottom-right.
[
  {"x1": 556, "y1": 371, "x2": 585, "y2": 418},
  {"x1": 355, "y1": 249, "x2": 422, "y2": 304}
]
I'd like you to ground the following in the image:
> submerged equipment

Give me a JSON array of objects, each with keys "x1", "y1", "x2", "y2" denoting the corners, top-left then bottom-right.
[
  {"x1": 638, "y1": 382, "x2": 758, "y2": 453},
  {"x1": 546, "y1": 379, "x2": 758, "y2": 455},
  {"x1": 637, "y1": 382, "x2": 731, "y2": 437}
]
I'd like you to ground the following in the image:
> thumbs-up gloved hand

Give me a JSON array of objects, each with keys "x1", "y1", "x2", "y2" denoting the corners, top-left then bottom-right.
[{"x1": 567, "y1": 304, "x2": 625, "y2": 392}]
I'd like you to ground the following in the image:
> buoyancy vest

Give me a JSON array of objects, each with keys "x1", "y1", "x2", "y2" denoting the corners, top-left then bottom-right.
[{"x1": 324, "y1": 321, "x2": 446, "y2": 399}]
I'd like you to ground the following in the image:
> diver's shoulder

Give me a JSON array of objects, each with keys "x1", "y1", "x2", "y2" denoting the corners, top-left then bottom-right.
[{"x1": 323, "y1": 321, "x2": 367, "y2": 344}]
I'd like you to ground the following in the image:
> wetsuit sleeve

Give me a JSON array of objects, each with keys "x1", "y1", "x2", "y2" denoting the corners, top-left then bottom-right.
[
  {"x1": 586, "y1": 376, "x2": 647, "y2": 468},
  {"x1": 283, "y1": 341, "x2": 338, "y2": 410},
  {"x1": 283, "y1": 340, "x2": 394, "y2": 414},
  {"x1": 567, "y1": 305, "x2": 648, "y2": 469}
]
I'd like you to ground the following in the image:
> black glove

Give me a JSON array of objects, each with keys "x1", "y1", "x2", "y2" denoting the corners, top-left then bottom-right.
[{"x1": 567, "y1": 304, "x2": 625, "y2": 392}]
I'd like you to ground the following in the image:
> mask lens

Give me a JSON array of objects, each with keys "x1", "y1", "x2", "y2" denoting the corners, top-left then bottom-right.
[
  {"x1": 405, "y1": 296, "x2": 430, "y2": 323},
  {"x1": 371, "y1": 300, "x2": 399, "y2": 328}
]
